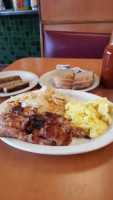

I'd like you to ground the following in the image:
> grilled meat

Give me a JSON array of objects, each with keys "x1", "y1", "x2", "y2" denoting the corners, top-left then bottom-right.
[
  {"x1": 0, "y1": 112, "x2": 28, "y2": 131},
  {"x1": 0, "y1": 125, "x2": 49, "y2": 145},
  {"x1": 11, "y1": 105, "x2": 39, "y2": 117},
  {"x1": 37, "y1": 113, "x2": 73, "y2": 146},
  {"x1": 0, "y1": 104, "x2": 86, "y2": 145},
  {"x1": 0, "y1": 107, "x2": 75, "y2": 146},
  {"x1": 73, "y1": 127, "x2": 88, "y2": 138}
]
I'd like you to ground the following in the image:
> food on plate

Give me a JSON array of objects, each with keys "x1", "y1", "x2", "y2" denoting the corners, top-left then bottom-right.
[
  {"x1": 72, "y1": 71, "x2": 94, "y2": 90},
  {"x1": 0, "y1": 110, "x2": 74, "y2": 146},
  {"x1": 65, "y1": 98, "x2": 113, "y2": 138},
  {"x1": 0, "y1": 87, "x2": 112, "y2": 146},
  {"x1": 86, "y1": 98, "x2": 113, "y2": 124},
  {"x1": 0, "y1": 87, "x2": 86, "y2": 145},
  {"x1": 3, "y1": 81, "x2": 29, "y2": 93},
  {"x1": 0, "y1": 75, "x2": 21, "y2": 84},
  {"x1": 7, "y1": 88, "x2": 69, "y2": 115},
  {"x1": 0, "y1": 104, "x2": 85, "y2": 146},
  {"x1": 52, "y1": 69, "x2": 94, "y2": 90},
  {"x1": 0, "y1": 80, "x2": 22, "y2": 92},
  {"x1": 0, "y1": 75, "x2": 29, "y2": 93},
  {"x1": 53, "y1": 69, "x2": 74, "y2": 89}
]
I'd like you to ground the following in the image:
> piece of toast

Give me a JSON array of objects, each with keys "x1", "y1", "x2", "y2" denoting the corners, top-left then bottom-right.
[
  {"x1": 3, "y1": 81, "x2": 29, "y2": 93},
  {"x1": 72, "y1": 71, "x2": 94, "y2": 90},
  {"x1": 53, "y1": 69, "x2": 74, "y2": 89},
  {"x1": 0, "y1": 80, "x2": 24, "y2": 92},
  {"x1": 0, "y1": 75, "x2": 21, "y2": 84}
]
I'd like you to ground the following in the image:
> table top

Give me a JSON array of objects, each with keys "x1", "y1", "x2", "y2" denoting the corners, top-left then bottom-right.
[{"x1": 0, "y1": 57, "x2": 113, "y2": 200}]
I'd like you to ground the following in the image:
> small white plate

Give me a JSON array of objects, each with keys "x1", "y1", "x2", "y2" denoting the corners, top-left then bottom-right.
[
  {"x1": 0, "y1": 88, "x2": 113, "y2": 155},
  {"x1": 39, "y1": 70, "x2": 100, "y2": 92},
  {"x1": 0, "y1": 71, "x2": 39, "y2": 97}
]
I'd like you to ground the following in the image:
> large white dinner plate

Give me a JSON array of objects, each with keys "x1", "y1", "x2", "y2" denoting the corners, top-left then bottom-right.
[
  {"x1": 39, "y1": 70, "x2": 100, "y2": 92},
  {"x1": 0, "y1": 70, "x2": 39, "y2": 97},
  {"x1": 0, "y1": 89, "x2": 113, "y2": 155}
]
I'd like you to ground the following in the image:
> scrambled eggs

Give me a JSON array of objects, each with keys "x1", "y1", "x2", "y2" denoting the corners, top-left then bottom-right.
[{"x1": 65, "y1": 98, "x2": 113, "y2": 138}]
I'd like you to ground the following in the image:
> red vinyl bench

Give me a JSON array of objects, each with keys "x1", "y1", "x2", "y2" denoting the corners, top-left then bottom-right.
[{"x1": 43, "y1": 31, "x2": 111, "y2": 58}]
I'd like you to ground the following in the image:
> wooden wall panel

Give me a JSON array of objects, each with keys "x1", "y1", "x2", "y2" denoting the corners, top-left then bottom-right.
[
  {"x1": 44, "y1": 23, "x2": 113, "y2": 34},
  {"x1": 40, "y1": 0, "x2": 113, "y2": 22},
  {"x1": 39, "y1": 0, "x2": 113, "y2": 56}
]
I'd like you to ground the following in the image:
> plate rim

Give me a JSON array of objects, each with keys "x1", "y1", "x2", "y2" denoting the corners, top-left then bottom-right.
[
  {"x1": 0, "y1": 70, "x2": 39, "y2": 97},
  {"x1": 0, "y1": 88, "x2": 113, "y2": 155},
  {"x1": 39, "y1": 69, "x2": 100, "y2": 92}
]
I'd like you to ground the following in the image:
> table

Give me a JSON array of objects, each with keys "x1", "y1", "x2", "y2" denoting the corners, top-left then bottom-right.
[{"x1": 0, "y1": 58, "x2": 113, "y2": 200}]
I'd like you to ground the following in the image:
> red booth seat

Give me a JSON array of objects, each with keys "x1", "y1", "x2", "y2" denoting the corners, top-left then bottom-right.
[{"x1": 44, "y1": 31, "x2": 111, "y2": 58}]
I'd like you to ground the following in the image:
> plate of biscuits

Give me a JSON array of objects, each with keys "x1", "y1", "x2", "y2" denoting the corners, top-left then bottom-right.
[
  {"x1": 0, "y1": 70, "x2": 39, "y2": 97},
  {"x1": 39, "y1": 68, "x2": 100, "y2": 92}
]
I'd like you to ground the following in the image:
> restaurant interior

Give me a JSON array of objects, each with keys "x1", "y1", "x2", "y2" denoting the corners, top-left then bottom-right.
[{"x1": 0, "y1": 0, "x2": 113, "y2": 200}]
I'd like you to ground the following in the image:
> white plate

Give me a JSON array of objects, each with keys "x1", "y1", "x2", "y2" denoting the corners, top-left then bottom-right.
[
  {"x1": 39, "y1": 70, "x2": 100, "y2": 92},
  {"x1": 0, "y1": 71, "x2": 39, "y2": 97},
  {"x1": 0, "y1": 89, "x2": 113, "y2": 155}
]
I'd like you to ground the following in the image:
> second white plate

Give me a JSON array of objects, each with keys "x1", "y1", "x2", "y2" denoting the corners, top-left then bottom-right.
[
  {"x1": 0, "y1": 70, "x2": 39, "y2": 97},
  {"x1": 39, "y1": 70, "x2": 100, "y2": 92}
]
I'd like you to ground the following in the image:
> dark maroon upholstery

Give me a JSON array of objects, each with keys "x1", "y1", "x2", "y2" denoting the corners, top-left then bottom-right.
[{"x1": 44, "y1": 31, "x2": 111, "y2": 58}]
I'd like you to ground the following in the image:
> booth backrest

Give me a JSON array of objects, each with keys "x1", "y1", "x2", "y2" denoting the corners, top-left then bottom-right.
[{"x1": 44, "y1": 31, "x2": 111, "y2": 58}]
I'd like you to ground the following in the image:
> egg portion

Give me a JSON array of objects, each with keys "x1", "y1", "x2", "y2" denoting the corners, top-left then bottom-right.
[
  {"x1": 86, "y1": 98, "x2": 113, "y2": 125},
  {"x1": 65, "y1": 98, "x2": 113, "y2": 139}
]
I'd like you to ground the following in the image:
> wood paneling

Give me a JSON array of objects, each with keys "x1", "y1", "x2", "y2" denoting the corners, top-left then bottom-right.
[
  {"x1": 39, "y1": 0, "x2": 113, "y2": 56},
  {"x1": 44, "y1": 23, "x2": 113, "y2": 33},
  {"x1": 40, "y1": 0, "x2": 113, "y2": 22}
]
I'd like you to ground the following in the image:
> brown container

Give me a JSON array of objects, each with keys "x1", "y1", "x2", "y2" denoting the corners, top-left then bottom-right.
[{"x1": 101, "y1": 31, "x2": 113, "y2": 89}]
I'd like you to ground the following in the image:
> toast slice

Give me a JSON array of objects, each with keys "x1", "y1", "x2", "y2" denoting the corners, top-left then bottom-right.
[
  {"x1": 53, "y1": 69, "x2": 74, "y2": 89},
  {"x1": 72, "y1": 71, "x2": 94, "y2": 90},
  {"x1": 0, "y1": 80, "x2": 24, "y2": 92},
  {"x1": 0, "y1": 75, "x2": 21, "y2": 84},
  {"x1": 3, "y1": 81, "x2": 29, "y2": 93}
]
